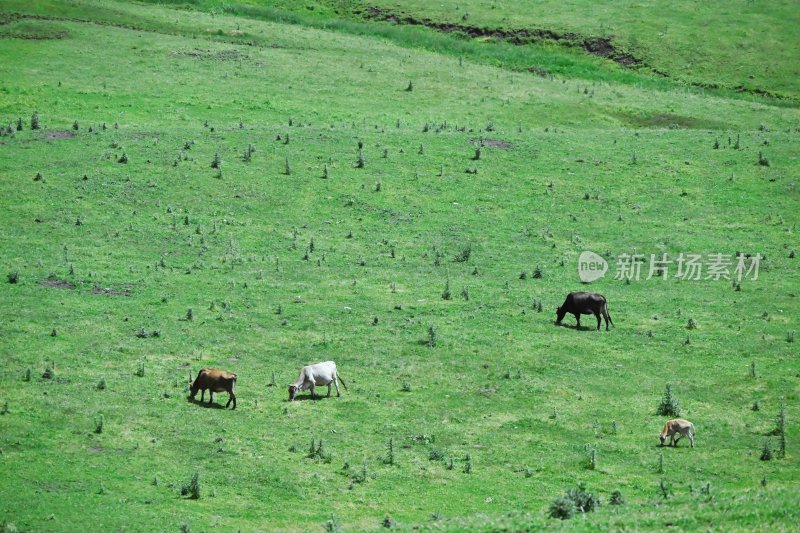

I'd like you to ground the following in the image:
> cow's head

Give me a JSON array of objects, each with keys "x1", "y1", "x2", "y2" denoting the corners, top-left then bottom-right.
[
  {"x1": 188, "y1": 371, "x2": 197, "y2": 399},
  {"x1": 659, "y1": 433, "x2": 666, "y2": 446},
  {"x1": 288, "y1": 384, "x2": 299, "y2": 401},
  {"x1": 555, "y1": 305, "x2": 566, "y2": 324}
]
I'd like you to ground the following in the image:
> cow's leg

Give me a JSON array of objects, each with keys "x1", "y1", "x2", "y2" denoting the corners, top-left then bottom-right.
[
  {"x1": 575, "y1": 314, "x2": 581, "y2": 329},
  {"x1": 208, "y1": 391, "x2": 214, "y2": 404},
  {"x1": 669, "y1": 434, "x2": 675, "y2": 446},
  {"x1": 200, "y1": 389, "x2": 205, "y2": 402},
  {"x1": 334, "y1": 377, "x2": 341, "y2": 397},
  {"x1": 674, "y1": 434, "x2": 682, "y2": 446},
  {"x1": 604, "y1": 312, "x2": 610, "y2": 331},
  {"x1": 226, "y1": 391, "x2": 236, "y2": 409},
  {"x1": 310, "y1": 384, "x2": 316, "y2": 400},
  {"x1": 595, "y1": 312, "x2": 601, "y2": 330},
  {"x1": 689, "y1": 432, "x2": 694, "y2": 448},
  {"x1": 327, "y1": 383, "x2": 332, "y2": 397}
]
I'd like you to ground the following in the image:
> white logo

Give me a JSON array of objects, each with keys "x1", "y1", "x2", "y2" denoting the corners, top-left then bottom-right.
[{"x1": 578, "y1": 251, "x2": 608, "y2": 283}]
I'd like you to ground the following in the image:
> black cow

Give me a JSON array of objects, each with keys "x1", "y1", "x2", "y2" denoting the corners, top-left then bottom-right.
[{"x1": 556, "y1": 292, "x2": 614, "y2": 331}]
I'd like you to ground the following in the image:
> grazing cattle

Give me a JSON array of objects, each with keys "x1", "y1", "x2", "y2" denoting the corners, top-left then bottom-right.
[
  {"x1": 556, "y1": 292, "x2": 614, "y2": 331},
  {"x1": 189, "y1": 368, "x2": 237, "y2": 409},
  {"x1": 288, "y1": 361, "x2": 347, "y2": 401},
  {"x1": 660, "y1": 419, "x2": 695, "y2": 447}
]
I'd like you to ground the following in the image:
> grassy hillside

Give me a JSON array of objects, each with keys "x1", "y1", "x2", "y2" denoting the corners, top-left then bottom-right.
[
  {"x1": 0, "y1": 1, "x2": 799, "y2": 531},
  {"x1": 343, "y1": 0, "x2": 800, "y2": 99}
]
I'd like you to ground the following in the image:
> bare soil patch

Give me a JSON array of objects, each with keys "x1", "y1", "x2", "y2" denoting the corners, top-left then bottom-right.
[
  {"x1": 39, "y1": 278, "x2": 76, "y2": 289},
  {"x1": 43, "y1": 131, "x2": 76, "y2": 140},
  {"x1": 470, "y1": 138, "x2": 515, "y2": 149}
]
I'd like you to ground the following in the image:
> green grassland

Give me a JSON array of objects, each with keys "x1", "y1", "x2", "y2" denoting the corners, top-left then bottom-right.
[
  {"x1": 341, "y1": 0, "x2": 800, "y2": 99},
  {"x1": 0, "y1": 1, "x2": 799, "y2": 531}
]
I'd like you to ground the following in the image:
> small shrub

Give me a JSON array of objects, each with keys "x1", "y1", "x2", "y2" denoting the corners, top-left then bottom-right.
[
  {"x1": 1, "y1": 401, "x2": 8, "y2": 415},
  {"x1": 587, "y1": 447, "x2": 597, "y2": 470},
  {"x1": 532, "y1": 266, "x2": 543, "y2": 279},
  {"x1": 94, "y1": 414, "x2": 104, "y2": 434},
  {"x1": 787, "y1": 331, "x2": 795, "y2": 343},
  {"x1": 117, "y1": 153, "x2": 128, "y2": 164},
  {"x1": 211, "y1": 152, "x2": 222, "y2": 169},
  {"x1": 355, "y1": 149, "x2": 365, "y2": 168},
  {"x1": 760, "y1": 440, "x2": 772, "y2": 461},
  {"x1": 384, "y1": 438, "x2": 395, "y2": 465},
  {"x1": 135, "y1": 361, "x2": 145, "y2": 377},
  {"x1": 31, "y1": 111, "x2": 40, "y2": 130},
  {"x1": 776, "y1": 402, "x2": 786, "y2": 458},
  {"x1": 16, "y1": 117, "x2": 23, "y2": 131},
  {"x1": 686, "y1": 318, "x2": 697, "y2": 330},
  {"x1": 453, "y1": 244, "x2": 472, "y2": 263},
  {"x1": 659, "y1": 478, "x2": 670, "y2": 498},
  {"x1": 181, "y1": 471, "x2": 201, "y2": 499},
  {"x1": 428, "y1": 449, "x2": 444, "y2": 461},
  {"x1": 657, "y1": 383, "x2": 681, "y2": 417},
  {"x1": 72, "y1": 120, "x2": 79, "y2": 131},
  {"x1": 97, "y1": 377, "x2": 106, "y2": 390},
  {"x1": 322, "y1": 164, "x2": 329, "y2": 179},
  {"x1": 441, "y1": 280, "x2": 451, "y2": 300},
  {"x1": 609, "y1": 490, "x2": 624, "y2": 506},
  {"x1": 401, "y1": 382, "x2": 411, "y2": 392},
  {"x1": 752, "y1": 400, "x2": 761, "y2": 411},
  {"x1": 750, "y1": 360, "x2": 756, "y2": 378},
  {"x1": 461, "y1": 286, "x2": 470, "y2": 301},
  {"x1": 382, "y1": 515, "x2": 397, "y2": 529},
  {"x1": 548, "y1": 496, "x2": 574, "y2": 520},
  {"x1": 713, "y1": 138, "x2": 719, "y2": 149},
  {"x1": 405, "y1": 80, "x2": 413, "y2": 92},
  {"x1": 186, "y1": 308, "x2": 193, "y2": 321},
  {"x1": 427, "y1": 325, "x2": 437, "y2": 347},
  {"x1": 757, "y1": 151, "x2": 770, "y2": 167},
  {"x1": 7, "y1": 271, "x2": 18, "y2": 284},
  {"x1": 657, "y1": 451, "x2": 664, "y2": 474},
  {"x1": 323, "y1": 514, "x2": 342, "y2": 533},
  {"x1": 472, "y1": 147, "x2": 481, "y2": 160},
  {"x1": 42, "y1": 364, "x2": 55, "y2": 379},
  {"x1": 23, "y1": 368, "x2": 31, "y2": 382}
]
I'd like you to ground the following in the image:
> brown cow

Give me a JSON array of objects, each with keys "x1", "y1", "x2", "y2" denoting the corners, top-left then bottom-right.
[{"x1": 189, "y1": 368, "x2": 237, "y2": 409}]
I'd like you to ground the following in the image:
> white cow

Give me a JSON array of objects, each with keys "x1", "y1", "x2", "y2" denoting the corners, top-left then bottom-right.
[{"x1": 288, "y1": 361, "x2": 347, "y2": 401}]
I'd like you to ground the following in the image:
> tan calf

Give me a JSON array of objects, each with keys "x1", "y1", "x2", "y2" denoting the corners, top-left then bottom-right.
[{"x1": 660, "y1": 419, "x2": 695, "y2": 447}]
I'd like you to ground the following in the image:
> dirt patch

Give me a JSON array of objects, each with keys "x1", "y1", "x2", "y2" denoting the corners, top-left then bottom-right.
[
  {"x1": 0, "y1": 18, "x2": 69, "y2": 40},
  {"x1": 469, "y1": 138, "x2": 515, "y2": 149},
  {"x1": 43, "y1": 131, "x2": 76, "y2": 140},
  {"x1": 40, "y1": 278, "x2": 76, "y2": 289},
  {"x1": 172, "y1": 48, "x2": 249, "y2": 62},
  {"x1": 359, "y1": 6, "x2": 642, "y2": 68},
  {"x1": 619, "y1": 112, "x2": 731, "y2": 130},
  {"x1": 92, "y1": 284, "x2": 132, "y2": 296}
]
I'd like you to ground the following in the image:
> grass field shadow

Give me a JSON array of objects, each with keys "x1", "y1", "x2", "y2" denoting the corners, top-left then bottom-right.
[{"x1": 187, "y1": 397, "x2": 228, "y2": 409}]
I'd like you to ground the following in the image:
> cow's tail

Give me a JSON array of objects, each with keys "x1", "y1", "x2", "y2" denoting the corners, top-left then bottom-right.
[
  {"x1": 337, "y1": 372, "x2": 349, "y2": 391},
  {"x1": 604, "y1": 300, "x2": 614, "y2": 328}
]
